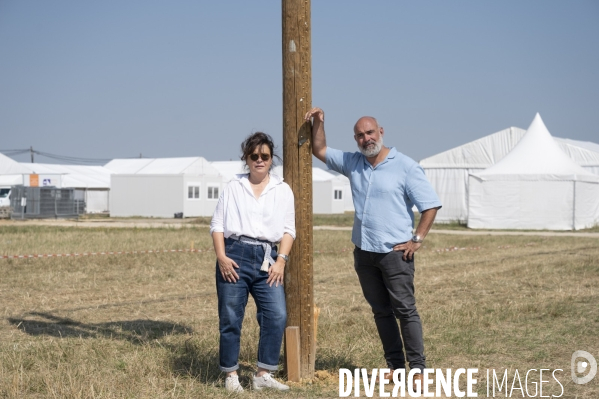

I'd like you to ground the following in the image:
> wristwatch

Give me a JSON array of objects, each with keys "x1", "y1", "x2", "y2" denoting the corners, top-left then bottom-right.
[
  {"x1": 411, "y1": 235, "x2": 423, "y2": 243},
  {"x1": 277, "y1": 254, "x2": 289, "y2": 262}
]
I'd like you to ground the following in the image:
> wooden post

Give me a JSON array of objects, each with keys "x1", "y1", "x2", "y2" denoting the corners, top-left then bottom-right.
[
  {"x1": 285, "y1": 326, "x2": 301, "y2": 382},
  {"x1": 282, "y1": 0, "x2": 315, "y2": 380}
]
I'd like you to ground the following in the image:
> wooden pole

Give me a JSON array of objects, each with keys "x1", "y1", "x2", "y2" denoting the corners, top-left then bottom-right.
[{"x1": 282, "y1": 0, "x2": 315, "y2": 380}]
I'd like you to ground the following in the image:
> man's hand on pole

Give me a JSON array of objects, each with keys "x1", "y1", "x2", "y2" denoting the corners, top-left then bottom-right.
[
  {"x1": 304, "y1": 107, "x2": 327, "y2": 163},
  {"x1": 304, "y1": 107, "x2": 324, "y2": 123}
]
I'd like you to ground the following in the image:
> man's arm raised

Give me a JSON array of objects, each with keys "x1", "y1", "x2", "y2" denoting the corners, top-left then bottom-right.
[{"x1": 304, "y1": 107, "x2": 327, "y2": 163}]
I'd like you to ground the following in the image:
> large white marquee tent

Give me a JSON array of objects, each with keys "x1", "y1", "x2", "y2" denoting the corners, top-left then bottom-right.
[
  {"x1": 420, "y1": 121, "x2": 599, "y2": 223},
  {"x1": 467, "y1": 114, "x2": 599, "y2": 230}
]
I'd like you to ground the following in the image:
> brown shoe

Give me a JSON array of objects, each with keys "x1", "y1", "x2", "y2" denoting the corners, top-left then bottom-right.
[
  {"x1": 383, "y1": 369, "x2": 394, "y2": 381},
  {"x1": 412, "y1": 373, "x2": 423, "y2": 394}
]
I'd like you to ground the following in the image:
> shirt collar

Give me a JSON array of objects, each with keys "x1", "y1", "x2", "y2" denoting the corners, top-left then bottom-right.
[
  {"x1": 361, "y1": 147, "x2": 397, "y2": 168},
  {"x1": 233, "y1": 172, "x2": 283, "y2": 183},
  {"x1": 235, "y1": 172, "x2": 284, "y2": 197}
]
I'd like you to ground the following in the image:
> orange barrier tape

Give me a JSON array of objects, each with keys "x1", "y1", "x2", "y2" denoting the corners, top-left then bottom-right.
[
  {"x1": 1, "y1": 248, "x2": 213, "y2": 260},
  {"x1": 2, "y1": 244, "x2": 512, "y2": 260},
  {"x1": 433, "y1": 246, "x2": 482, "y2": 253},
  {"x1": 316, "y1": 246, "x2": 487, "y2": 254}
]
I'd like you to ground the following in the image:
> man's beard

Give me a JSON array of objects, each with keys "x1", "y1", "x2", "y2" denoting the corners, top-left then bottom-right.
[{"x1": 358, "y1": 136, "x2": 383, "y2": 157}]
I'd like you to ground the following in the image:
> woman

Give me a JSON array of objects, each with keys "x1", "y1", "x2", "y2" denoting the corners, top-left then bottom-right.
[{"x1": 210, "y1": 132, "x2": 295, "y2": 393}]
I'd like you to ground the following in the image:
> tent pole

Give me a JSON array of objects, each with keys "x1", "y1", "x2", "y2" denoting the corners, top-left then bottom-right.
[{"x1": 572, "y1": 180, "x2": 576, "y2": 230}]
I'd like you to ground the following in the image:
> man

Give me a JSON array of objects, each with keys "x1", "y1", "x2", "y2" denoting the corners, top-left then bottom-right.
[{"x1": 305, "y1": 107, "x2": 441, "y2": 390}]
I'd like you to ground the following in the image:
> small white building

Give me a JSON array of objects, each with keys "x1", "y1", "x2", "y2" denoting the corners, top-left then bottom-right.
[
  {"x1": 106, "y1": 157, "x2": 222, "y2": 218},
  {"x1": 311, "y1": 167, "x2": 348, "y2": 214},
  {"x1": 210, "y1": 161, "x2": 352, "y2": 214}
]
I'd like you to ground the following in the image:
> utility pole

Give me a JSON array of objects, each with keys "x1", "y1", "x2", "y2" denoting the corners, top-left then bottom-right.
[
  {"x1": 30, "y1": 146, "x2": 34, "y2": 163},
  {"x1": 282, "y1": 0, "x2": 315, "y2": 380}
]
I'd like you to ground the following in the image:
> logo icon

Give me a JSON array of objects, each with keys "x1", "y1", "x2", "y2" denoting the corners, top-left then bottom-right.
[{"x1": 571, "y1": 350, "x2": 597, "y2": 384}]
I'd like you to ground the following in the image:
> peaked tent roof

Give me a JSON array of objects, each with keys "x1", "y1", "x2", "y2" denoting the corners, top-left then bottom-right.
[
  {"x1": 420, "y1": 127, "x2": 599, "y2": 170},
  {"x1": 420, "y1": 127, "x2": 527, "y2": 168},
  {"x1": 473, "y1": 114, "x2": 599, "y2": 182},
  {"x1": 0, "y1": 153, "x2": 32, "y2": 175},
  {"x1": 103, "y1": 159, "x2": 155, "y2": 174}
]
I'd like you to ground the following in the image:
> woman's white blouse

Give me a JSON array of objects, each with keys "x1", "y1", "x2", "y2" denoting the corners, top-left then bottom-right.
[{"x1": 210, "y1": 173, "x2": 296, "y2": 242}]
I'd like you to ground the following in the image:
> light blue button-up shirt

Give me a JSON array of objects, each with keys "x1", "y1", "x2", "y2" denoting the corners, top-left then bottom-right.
[{"x1": 326, "y1": 147, "x2": 442, "y2": 253}]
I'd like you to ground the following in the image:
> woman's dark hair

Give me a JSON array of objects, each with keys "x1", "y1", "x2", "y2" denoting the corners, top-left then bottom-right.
[{"x1": 240, "y1": 132, "x2": 281, "y2": 171}]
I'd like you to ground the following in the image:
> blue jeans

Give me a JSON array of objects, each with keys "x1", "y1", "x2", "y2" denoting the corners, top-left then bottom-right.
[
  {"x1": 216, "y1": 237, "x2": 287, "y2": 372},
  {"x1": 353, "y1": 246, "x2": 426, "y2": 371}
]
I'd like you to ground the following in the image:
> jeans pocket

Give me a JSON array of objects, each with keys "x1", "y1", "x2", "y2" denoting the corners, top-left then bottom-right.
[{"x1": 224, "y1": 240, "x2": 237, "y2": 253}]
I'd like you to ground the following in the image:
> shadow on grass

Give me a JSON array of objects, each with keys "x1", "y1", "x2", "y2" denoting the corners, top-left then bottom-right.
[
  {"x1": 166, "y1": 341, "x2": 354, "y2": 386},
  {"x1": 168, "y1": 339, "x2": 222, "y2": 384},
  {"x1": 315, "y1": 353, "x2": 360, "y2": 372},
  {"x1": 8, "y1": 312, "x2": 192, "y2": 344}
]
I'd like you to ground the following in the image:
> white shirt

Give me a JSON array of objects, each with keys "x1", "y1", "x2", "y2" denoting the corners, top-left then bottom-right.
[{"x1": 210, "y1": 173, "x2": 296, "y2": 242}]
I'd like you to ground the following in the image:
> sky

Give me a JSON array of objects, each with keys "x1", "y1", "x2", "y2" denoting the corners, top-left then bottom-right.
[{"x1": 0, "y1": 1, "x2": 598, "y2": 168}]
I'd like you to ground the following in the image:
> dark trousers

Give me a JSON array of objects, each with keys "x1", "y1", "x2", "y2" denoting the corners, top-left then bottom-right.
[{"x1": 353, "y1": 246, "x2": 426, "y2": 371}]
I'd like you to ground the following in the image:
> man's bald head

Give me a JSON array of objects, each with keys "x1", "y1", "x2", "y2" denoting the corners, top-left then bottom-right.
[{"x1": 354, "y1": 116, "x2": 379, "y2": 134}]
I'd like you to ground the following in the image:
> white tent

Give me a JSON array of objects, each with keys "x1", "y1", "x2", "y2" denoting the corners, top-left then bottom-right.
[
  {"x1": 0, "y1": 154, "x2": 112, "y2": 213},
  {"x1": 468, "y1": 114, "x2": 599, "y2": 230},
  {"x1": 0, "y1": 153, "x2": 32, "y2": 187},
  {"x1": 420, "y1": 127, "x2": 599, "y2": 223},
  {"x1": 19, "y1": 163, "x2": 111, "y2": 213},
  {"x1": 210, "y1": 161, "x2": 351, "y2": 214},
  {"x1": 554, "y1": 138, "x2": 599, "y2": 175},
  {"x1": 420, "y1": 127, "x2": 526, "y2": 222}
]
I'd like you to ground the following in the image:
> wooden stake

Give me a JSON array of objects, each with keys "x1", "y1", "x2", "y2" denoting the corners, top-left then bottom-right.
[
  {"x1": 313, "y1": 305, "x2": 320, "y2": 342},
  {"x1": 282, "y1": 0, "x2": 315, "y2": 380},
  {"x1": 285, "y1": 326, "x2": 301, "y2": 382}
]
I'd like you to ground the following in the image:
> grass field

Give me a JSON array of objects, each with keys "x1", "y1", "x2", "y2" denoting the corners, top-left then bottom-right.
[{"x1": 1, "y1": 224, "x2": 598, "y2": 398}]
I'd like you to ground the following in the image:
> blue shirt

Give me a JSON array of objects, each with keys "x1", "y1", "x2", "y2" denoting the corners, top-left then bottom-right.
[{"x1": 326, "y1": 147, "x2": 442, "y2": 253}]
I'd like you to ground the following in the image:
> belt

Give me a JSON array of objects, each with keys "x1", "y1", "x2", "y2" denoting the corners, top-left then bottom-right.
[{"x1": 229, "y1": 235, "x2": 276, "y2": 272}]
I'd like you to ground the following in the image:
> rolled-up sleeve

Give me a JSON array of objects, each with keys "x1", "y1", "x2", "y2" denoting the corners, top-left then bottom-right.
[
  {"x1": 406, "y1": 163, "x2": 442, "y2": 213},
  {"x1": 325, "y1": 147, "x2": 346, "y2": 175},
  {"x1": 283, "y1": 185, "x2": 296, "y2": 239},
  {"x1": 209, "y1": 190, "x2": 225, "y2": 235}
]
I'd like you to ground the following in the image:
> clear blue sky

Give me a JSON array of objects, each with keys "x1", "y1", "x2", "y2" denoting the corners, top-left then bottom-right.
[{"x1": 1, "y1": 1, "x2": 597, "y2": 167}]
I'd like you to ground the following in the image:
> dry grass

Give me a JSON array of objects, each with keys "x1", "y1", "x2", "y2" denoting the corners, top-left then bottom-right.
[{"x1": 1, "y1": 226, "x2": 598, "y2": 398}]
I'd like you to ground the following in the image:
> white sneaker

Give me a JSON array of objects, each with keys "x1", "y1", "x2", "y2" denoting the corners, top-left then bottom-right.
[
  {"x1": 252, "y1": 372, "x2": 290, "y2": 391},
  {"x1": 225, "y1": 374, "x2": 244, "y2": 393}
]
